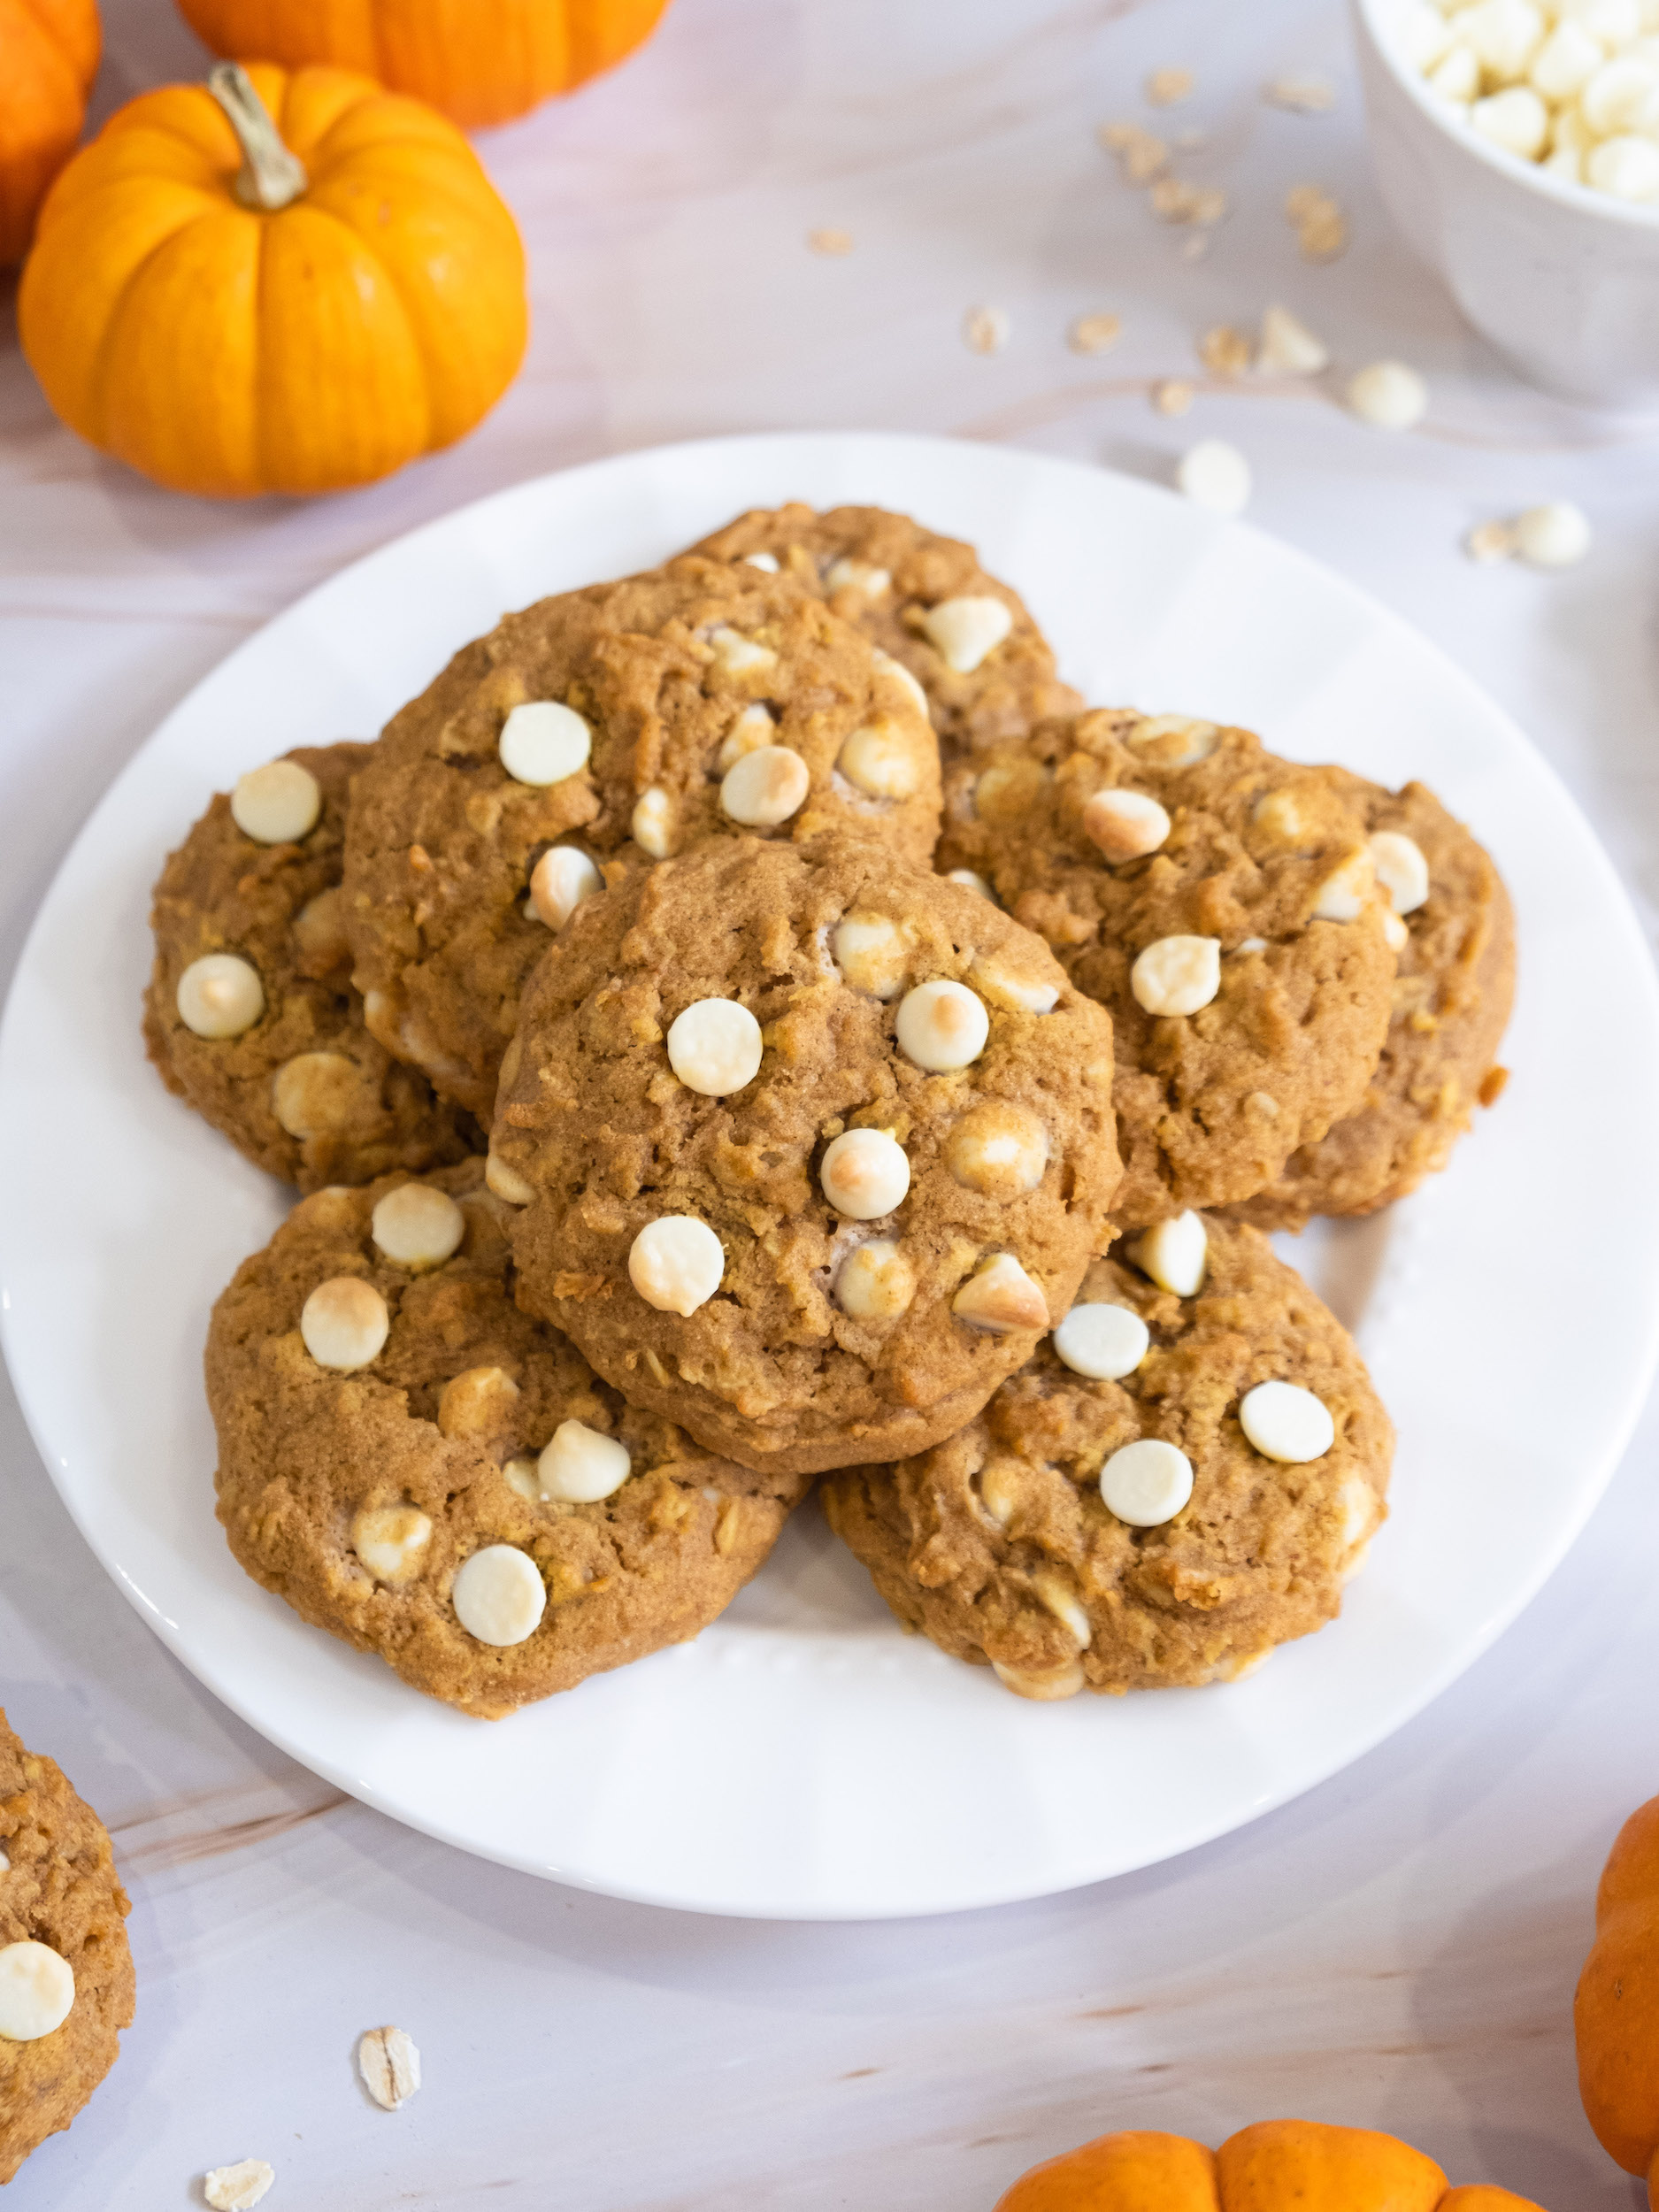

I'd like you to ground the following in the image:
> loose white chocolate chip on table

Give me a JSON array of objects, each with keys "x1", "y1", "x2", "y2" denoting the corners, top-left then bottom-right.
[
  {"x1": 1053, "y1": 1302, "x2": 1150, "y2": 1381},
  {"x1": 993, "y1": 1658, "x2": 1086, "y2": 1701},
  {"x1": 963, "y1": 303, "x2": 1010, "y2": 354},
  {"x1": 1069, "y1": 311, "x2": 1123, "y2": 355},
  {"x1": 372, "y1": 1182, "x2": 465, "y2": 1269},
  {"x1": 1131, "y1": 933, "x2": 1221, "y2": 1018},
  {"x1": 1312, "y1": 846, "x2": 1377, "y2": 922},
  {"x1": 629, "y1": 1216, "x2": 725, "y2": 1315},
  {"x1": 1369, "y1": 830, "x2": 1431, "y2": 917},
  {"x1": 742, "y1": 549, "x2": 780, "y2": 571},
  {"x1": 451, "y1": 1544, "x2": 546, "y2": 1646},
  {"x1": 0, "y1": 1940, "x2": 74, "y2": 2040},
  {"x1": 271, "y1": 1052, "x2": 359, "y2": 1140},
  {"x1": 231, "y1": 758, "x2": 321, "y2": 845},
  {"x1": 820, "y1": 1127, "x2": 910, "y2": 1219},
  {"x1": 1256, "y1": 302, "x2": 1330, "y2": 374},
  {"x1": 1084, "y1": 786, "x2": 1171, "y2": 862},
  {"x1": 707, "y1": 625, "x2": 778, "y2": 674},
  {"x1": 920, "y1": 595, "x2": 1013, "y2": 673},
  {"x1": 838, "y1": 719, "x2": 921, "y2": 799},
  {"x1": 300, "y1": 1277, "x2": 389, "y2": 1371},
  {"x1": 1516, "y1": 501, "x2": 1593, "y2": 567},
  {"x1": 1033, "y1": 1573, "x2": 1093, "y2": 1649},
  {"x1": 895, "y1": 979, "x2": 989, "y2": 1072},
  {"x1": 953, "y1": 1252, "x2": 1048, "y2": 1334},
  {"x1": 1347, "y1": 360, "x2": 1429, "y2": 431},
  {"x1": 529, "y1": 845, "x2": 601, "y2": 931},
  {"x1": 835, "y1": 1239, "x2": 917, "y2": 1321},
  {"x1": 177, "y1": 953, "x2": 265, "y2": 1040},
  {"x1": 666, "y1": 997, "x2": 764, "y2": 1096},
  {"x1": 872, "y1": 649, "x2": 930, "y2": 716},
  {"x1": 1240, "y1": 1379, "x2": 1336, "y2": 1463},
  {"x1": 720, "y1": 745, "x2": 810, "y2": 828},
  {"x1": 631, "y1": 786, "x2": 674, "y2": 858},
  {"x1": 1100, "y1": 1437, "x2": 1194, "y2": 1526},
  {"x1": 717, "y1": 703, "x2": 777, "y2": 772},
  {"x1": 1129, "y1": 713, "x2": 1217, "y2": 767},
  {"x1": 833, "y1": 911, "x2": 908, "y2": 998},
  {"x1": 358, "y1": 2025, "x2": 421, "y2": 2112},
  {"x1": 204, "y1": 2161, "x2": 275, "y2": 2212},
  {"x1": 947, "y1": 869, "x2": 996, "y2": 902},
  {"x1": 946, "y1": 1102, "x2": 1048, "y2": 1197},
  {"x1": 497, "y1": 699, "x2": 591, "y2": 787},
  {"x1": 825, "y1": 557, "x2": 890, "y2": 595},
  {"x1": 1176, "y1": 438, "x2": 1252, "y2": 517},
  {"x1": 538, "y1": 1419, "x2": 632, "y2": 1504},
  {"x1": 436, "y1": 1365, "x2": 519, "y2": 1440},
  {"x1": 486, "y1": 1150, "x2": 535, "y2": 1206},
  {"x1": 351, "y1": 1504, "x2": 432, "y2": 1584},
  {"x1": 1133, "y1": 1210, "x2": 1208, "y2": 1296}
]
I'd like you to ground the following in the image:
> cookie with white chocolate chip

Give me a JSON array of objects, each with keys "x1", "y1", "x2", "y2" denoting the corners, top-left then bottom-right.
[
  {"x1": 821, "y1": 1212, "x2": 1393, "y2": 1698},
  {"x1": 206, "y1": 1160, "x2": 805, "y2": 1717},
  {"x1": 491, "y1": 835, "x2": 1122, "y2": 1478},
  {"x1": 0, "y1": 1710, "x2": 135, "y2": 2185},
  {"x1": 1226, "y1": 778, "x2": 1515, "y2": 1230},
  {"x1": 144, "y1": 743, "x2": 477, "y2": 1191},
  {"x1": 341, "y1": 557, "x2": 943, "y2": 1123},
  {"x1": 687, "y1": 503, "x2": 1083, "y2": 760},
  {"x1": 937, "y1": 709, "x2": 1398, "y2": 1228}
]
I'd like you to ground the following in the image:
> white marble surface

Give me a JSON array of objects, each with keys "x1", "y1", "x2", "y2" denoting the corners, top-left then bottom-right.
[{"x1": 4, "y1": 0, "x2": 1658, "y2": 2204}]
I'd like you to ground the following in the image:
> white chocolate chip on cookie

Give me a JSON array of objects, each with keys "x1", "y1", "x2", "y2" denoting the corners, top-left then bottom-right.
[
  {"x1": 272, "y1": 1052, "x2": 360, "y2": 1139},
  {"x1": 291, "y1": 886, "x2": 349, "y2": 972},
  {"x1": 632, "y1": 787, "x2": 675, "y2": 858},
  {"x1": 826, "y1": 557, "x2": 891, "y2": 596},
  {"x1": 820, "y1": 1128, "x2": 910, "y2": 1219},
  {"x1": 498, "y1": 700, "x2": 591, "y2": 787},
  {"x1": 945, "y1": 1102, "x2": 1048, "y2": 1197},
  {"x1": 1239, "y1": 1379, "x2": 1335, "y2": 1463},
  {"x1": 708, "y1": 626, "x2": 778, "y2": 675},
  {"x1": 895, "y1": 979, "x2": 989, "y2": 1071},
  {"x1": 720, "y1": 745, "x2": 810, "y2": 828},
  {"x1": 667, "y1": 997, "x2": 764, "y2": 1096},
  {"x1": 971, "y1": 956, "x2": 1057, "y2": 1014},
  {"x1": 1126, "y1": 714, "x2": 1217, "y2": 768},
  {"x1": 351, "y1": 1503, "x2": 432, "y2": 1584},
  {"x1": 1084, "y1": 787, "x2": 1171, "y2": 861},
  {"x1": 177, "y1": 953, "x2": 265, "y2": 1040},
  {"x1": 920, "y1": 595, "x2": 1012, "y2": 673},
  {"x1": 953, "y1": 1252, "x2": 1048, "y2": 1334},
  {"x1": 372, "y1": 1183, "x2": 465, "y2": 1269},
  {"x1": 436, "y1": 1365, "x2": 519, "y2": 1440},
  {"x1": 529, "y1": 845, "x2": 601, "y2": 931},
  {"x1": 503, "y1": 1457, "x2": 541, "y2": 1502},
  {"x1": 1369, "y1": 830, "x2": 1430, "y2": 916},
  {"x1": 537, "y1": 1419, "x2": 632, "y2": 1503},
  {"x1": 1383, "y1": 909, "x2": 1409, "y2": 953},
  {"x1": 231, "y1": 758, "x2": 321, "y2": 845},
  {"x1": 486, "y1": 1150, "x2": 535, "y2": 1206},
  {"x1": 1053, "y1": 1302, "x2": 1150, "y2": 1380},
  {"x1": 837, "y1": 719, "x2": 922, "y2": 800},
  {"x1": 946, "y1": 869, "x2": 996, "y2": 902},
  {"x1": 1100, "y1": 1437, "x2": 1194, "y2": 1526},
  {"x1": 300, "y1": 1277, "x2": 389, "y2": 1371},
  {"x1": 834, "y1": 1239, "x2": 917, "y2": 1321},
  {"x1": 1312, "y1": 846, "x2": 1376, "y2": 921},
  {"x1": 451, "y1": 1545, "x2": 546, "y2": 1646},
  {"x1": 1132, "y1": 1210, "x2": 1208, "y2": 1296},
  {"x1": 992, "y1": 1658, "x2": 1086, "y2": 1700},
  {"x1": 872, "y1": 649, "x2": 930, "y2": 717},
  {"x1": 629, "y1": 1217, "x2": 725, "y2": 1314},
  {"x1": 833, "y1": 911, "x2": 908, "y2": 998},
  {"x1": 1131, "y1": 934, "x2": 1221, "y2": 1017},
  {"x1": 0, "y1": 1940, "x2": 74, "y2": 2041},
  {"x1": 742, "y1": 550, "x2": 780, "y2": 572},
  {"x1": 716, "y1": 703, "x2": 777, "y2": 772},
  {"x1": 1032, "y1": 1574, "x2": 1092, "y2": 1650}
]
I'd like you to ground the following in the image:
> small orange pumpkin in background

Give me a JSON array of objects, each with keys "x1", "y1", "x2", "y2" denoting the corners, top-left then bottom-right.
[
  {"x1": 173, "y1": 0, "x2": 671, "y2": 129},
  {"x1": 994, "y1": 2122, "x2": 1548, "y2": 2211},
  {"x1": 19, "y1": 61, "x2": 526, "y2": 498},
  {"x1": 1576, "y1": 1793, "x2": 1659, "y2": 2204},
  {"x1": 0, "y1": 0, "x2": 101, "y2": 265}
]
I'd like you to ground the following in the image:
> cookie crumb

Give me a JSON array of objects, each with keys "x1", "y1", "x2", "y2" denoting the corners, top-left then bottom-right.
[
  {"x1": 963, "y1": 305, "x2": 1010, "y2": 356},
  {"x1": 1256, "y1": 302, "x2": 1330, "y2": 375},
  {"x1": 358, "y1": 2024, "x2": 421, "y2": 2111},
  {"x1": 1068, "y1": 311, "x2": 1122, "y2": 356},
  {"x1": 807, "y1": 227, "x2": 854, "y2": 256},
  {"x1": 1147, "y1": 66, "x2": 1194, "y2": 106},
  {"x1": 1152, "y1": 379, "x2": 1195, "y2": 417},
  {"x1": 1285, "y1": 182, "x2": 1348, "y2": 260},
  {"x1": 204, "y1": 2162, "x2": 275, "y2": 2212},
  {"x1": 1265, "y1": 72, "x2": 1338, "y2": 113},
  {"x1": 1180, "y1": 232, "x2": 1210, "y2": 262},
  {"x1": 1479, "y1": 1065, "x2": 1509, "y2": 1107},
  {"x1": 1150, "y1": 176, "x2": 1229, "y2": 226},
  {"x1": 1198, "y1": 323, "x2": 1254, "y2": 379},
  {"x1": 1098, "y1": 120, "x2": 1170, "y2": 182}
]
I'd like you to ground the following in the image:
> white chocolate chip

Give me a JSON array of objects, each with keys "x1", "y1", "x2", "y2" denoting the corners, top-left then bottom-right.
[
  {"x1": 946, "y1": 869, "x2": 996, "y2": 902},
  {"x1": 1532, "y1": 18, "x2": 1603, "y2": 96},
  {"x1": 177, "y1": 953, "x2": 265, "y2": 1040},
  {"x1": 1586, "y1": 131, "x2": 1659, "y2": 198},
  {"x1": 945, "y1": 1102, "x2": 1048, "y2": 1196},
  {"x1": 1383, "y1": 910, "x2": 1409, "y2": 953},
  {"x1": 1369, "y1": 831, "x2": 1430, "y2": 917},
  {"x1": 300, "y1": 1277, "x2": 389, "y2": 1371},
  {"x1": 820, "y1": 1127, "x2": 910, "y2": 1219},
  {"x1": 825, "y1": 557, "x2": 890, "y2": 595},
  {"x1": 971, "y1": 957, "x2": 1058, "y2": 1014},
  {"x1": 720, "y1": 745, "x2": 810, "y2": 828},
  {"x1": 1429, "y1": 42, "x2": 1481, "y2": 102},
  {"x1": 895, "y1": 979, "x2": 989, "y2": 1071},
  {"x1": 1132, "y1": 1211, "x2": 1208, "y2": 1296},
  {"x1": 486, "y1": 1150, "x2": 535, "y2": 1206},
  {"x1": 1083, "y1": 787, "x2": 1171, "y2": 862},
  {"x1": 1131, "y1": 934, "x2": 1221, "y2": 1018},
  {"x1": 498, "y1": 700, "x2": 591, "y2": 787},
  {"x1": 1053, "y1": 1302, "x2": 1149, "y2": 1380},
  {"x1": 1348, "y1": 360, "x2": 1428, "y2": 431},
  {"x1": 451, "y1": 1545, "x2": 545, "y2": 1646},
  {"x1": 834, "y1": 1239, "x2": 917, "y2": 1321},
  {"x1": 529, "y1": 845, "x2": 601, "y2": 931},
  {"x1": 953, "y1": 1252, "x2": 1048, "y2": 1334},
  {"x1": 742, "y1": 550, "x2": 780, "y2": 572},
  {"x1": 0, "y1": 1940, "x2": 73, "y2": 2041},
  {"x1": 872, "y1": 649, "x2": 930, "y2": 717},
  {"x1": 708, "y1": 626, "x2": 778, "y2": 674},
  {"x1": 992, "y1": 1658, "x2": 1086, "y2": 1701},
  {"x1": 204, "y1": 2161, "x2": 275, "y2": 2211},
  {"x1": 716, "y1": 703, "x2": 777, "y2": 772},
  {"x1": 1127, "y1": 713, "x2": 1217, "y2": 767},
  {"x1": 537, "y1": 1419, "x2": 631, "y2": 1503},
  {"x1": 0, "y1": 1849, "x2": 9, "y2": 1872},
  {"x1": 1340, "y1": 1471, "x2": 1379, "y2": 1549},
  {"x1": 979, "y1": 1456, "x2": 1022, "y2": 1528},
  {"x1": 1100, "y1": 1437, "x2": 1194, "y2": 1526},
  {"x1": 351, "y1": 1504, "x2": 432, "y2": 1585},
  {"x1": 1311, "y1": 846, "x2": 1377, "y2": 922},
  {"x1": 1177, "y1": 439, "x2": 1251, "y2": 517},
  {"x1": 503, "y1": 1456, "x2": 541, "y2": 1502},
  {"x1": 631, "y1": 786, "x2": 674, "y2": 858},
  {"x1": 833, "y1": 911, "x2": 908, "y2": 998},
  {"x1": 920, "y1": 595, "x2": 1013, "y2": 673},
  {"x1": 1515, "y1": 501, "x2": 1593, "y2": 567},
  {"x1": 231, "y1": 758, "x2": 321, "y2": 845},
  {"x1": 666, "y1": 997, "x2": 764, "y2": 1095},
  {"x1": 1256, "y1": 302, "x2": 1330, "y2": 375},
  {"x1": 292, "y1": 887, "x2": 349, "y2": 972},
  {"x1": 837, "y1": 720, "x2": 921, "y2": 800},
  {"x1": 1471, "y1": 84, "x2": 1550, "y2": 157},
  {"x1": 1240, "y1": 1379, "x2": 1335, "y2": 1463},
  {"x1": 271, "y1": 1052, "x2": 359, "y2": 1139},
  {"x1": 372, "y1": 1183, "x2": 465, "y2": 1270},
  {"x1": 436, "y1": 1365, "x2": 519, "y2": 1440},
  {"x1": 1032, "y1": 1574, "x2": 1092, "y2": 1650},
  {"x1": 1236, "y1": 936, "x2": 1268, "y2": 955},
  {"x1": 629, "y1": 1216, "x2": 725, "y2": 1314},
  {"x1": 358, "y1": 2025, "x2": 420, "y2": 2111},
  {"x1": 1585, "y1": 50, "x2": 1659, "y2": 133},
  {"x1": 1264, "y1": 70, "x2": 1336, "y2": 111}
]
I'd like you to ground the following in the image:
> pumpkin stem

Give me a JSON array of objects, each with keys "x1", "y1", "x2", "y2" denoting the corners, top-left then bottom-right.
[{"x1": 206, "y1": 63, "x2": 308, "y2": 212}]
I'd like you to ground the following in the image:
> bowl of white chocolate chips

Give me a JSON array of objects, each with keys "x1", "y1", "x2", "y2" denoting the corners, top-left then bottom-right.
[{"x1": 1354, "y1": 0, "x2": 1659, "y2": 408}]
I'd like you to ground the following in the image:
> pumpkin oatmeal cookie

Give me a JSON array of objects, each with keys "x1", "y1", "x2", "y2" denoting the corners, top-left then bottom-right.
[
  {"x1": 822, "y1": 1213, "x2": 1392, "y2": 1698},
  {"x1": 144, "y1": 741, "x2": 477, "y2": 1190},
  {"x1": 1226, "y1": 777, "x2": 1515, "y2": 1229},
  {"x1": 490, "y1": 835, "x2": 1122, "y2": 1478},
  {"x1": 206, "y1": 1160, "x2": 805, "y2": 1717},
  {"x1": 0, "y1": 1710, "x2": 134, "y2": 2184},
  {"x1": 937, "y1": 708, "x2": 1398, "y2": 1228},
  {"x1": 687, "y1": 502, "x2": 1082, "y2": 759},
  {"x1": 341, "y1": 557, "x2": 941, "y2": 1122}
]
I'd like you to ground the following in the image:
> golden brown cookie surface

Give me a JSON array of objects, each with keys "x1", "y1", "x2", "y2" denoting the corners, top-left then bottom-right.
[
  {"x1": 206, "y1": 1161, "x2": 805, "y2": 1717},
  {"x1": 144, "y1": 742, "x2": 477, "y2": 1190},
  {"x1": 821, "y1": 1216, "x2": 1392, "y2": 1697},
  {"x1": 341, "y1": 557, "x2": 942, "y2": 1121},
  {"x1": 0, "y1": 1712, "x2": 134, "y2": 2185},
  {"x1": 1226, "y1": 778, "x2": 1515, "y2": 1229},
  {"x1": 492, "y1": 836, "x2": 1122, "y2": 1477},
  {"x1": 687, "y1": 503, "x2": 1082, "y2": 760},
  {"x1": 938, "y1": 709, "x2": 1398, "y2": 1227}
]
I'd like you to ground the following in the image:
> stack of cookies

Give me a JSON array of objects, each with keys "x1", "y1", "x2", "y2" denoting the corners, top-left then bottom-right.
[{"x1": 145, "y1": 504, "x2": 1513, "y2": 1716}]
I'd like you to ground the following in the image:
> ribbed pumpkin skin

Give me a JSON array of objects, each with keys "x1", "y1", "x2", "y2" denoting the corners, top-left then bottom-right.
[
  {"x1": 994, "y1": 2124, "x2": 1550, "y2": 2211},
  {"x1": 18, "y1": 64, "x2": 527, "y2": 498},
  {"x1": 1576, "y1": 1795, "x2": 1659, "y2": 2198},
  {"x1": 0, "y1": 0, "x2": 101, "y2": 265},
  {"x1": 173, "y1": 0, "x2": 670, "y2": 127}
]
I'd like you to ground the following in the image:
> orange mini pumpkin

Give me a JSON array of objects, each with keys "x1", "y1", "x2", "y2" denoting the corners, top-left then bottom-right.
[
  {"x1": 1576, "y1": 1794, "x2": 1659, "y2": 2203},
  {"x1": 173, "y1": 0, "x2": 670, "y2": 129},
  {"x1": 994, "y1": 2122, "x2": 1548, "y2": 2212},
  {"x1": 19, "y1": 61, "x2": 526, "y2": 498},
  {"x1": 0, "y1": 0, "x2": 100, "y2": 265}
]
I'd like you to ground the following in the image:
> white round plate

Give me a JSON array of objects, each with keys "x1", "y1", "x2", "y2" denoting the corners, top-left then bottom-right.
[{"x1": 4, "y1": 433, "x2": 1655, "y2": 1920}]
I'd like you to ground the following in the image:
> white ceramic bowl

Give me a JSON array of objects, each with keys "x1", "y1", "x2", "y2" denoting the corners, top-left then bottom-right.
[{"x1": 1353, "y1": 0, "x2": 1659, "y2": 411}]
